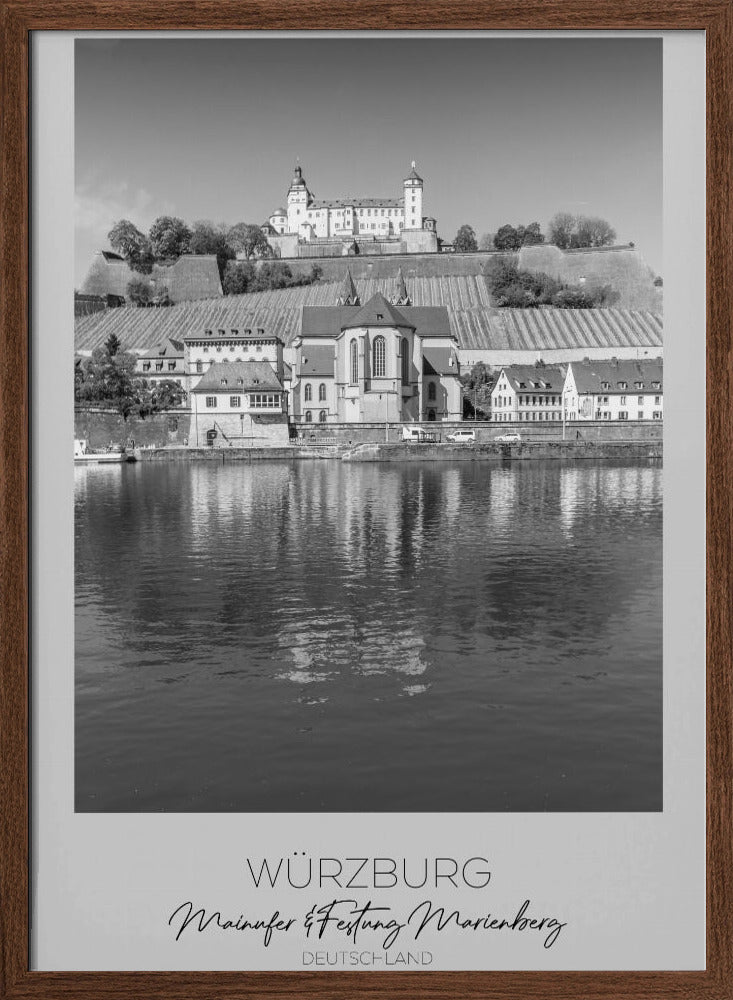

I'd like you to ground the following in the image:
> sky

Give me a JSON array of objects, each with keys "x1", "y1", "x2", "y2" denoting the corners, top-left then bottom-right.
[{"x1": 75, "y1": 36, "x2": 662, "y2": 285}]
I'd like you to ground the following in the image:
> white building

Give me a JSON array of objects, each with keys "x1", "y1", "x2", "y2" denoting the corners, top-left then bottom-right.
[
  {"x1": 564, "y1": 359, "x2": 663, "y2": 421},
  {"x1": 189, "y1": 360, "x2": 289, "y2": 448},
  {"x1": 264, "y1": 163, "x2": 438, "y2": 255},
  {"x1": 491, "y1": 365, "x2": 568, "y2": 423}
]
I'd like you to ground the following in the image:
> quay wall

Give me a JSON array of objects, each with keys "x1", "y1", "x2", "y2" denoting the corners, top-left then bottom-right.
[
  {"x1": 76, "y1": 409, "x2": 662, "y2": 451},
  {"x1": 75, "y1": 407, "x2": 191, "y2": 449},
  {"x1": 296, "y1": 420, "x2": 663, "y2": 445},
  {"x1": 134, "y1": 440, "x2": 662, "y2": 463}
]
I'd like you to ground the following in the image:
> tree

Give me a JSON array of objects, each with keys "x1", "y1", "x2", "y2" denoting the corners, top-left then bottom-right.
[
  {"x1": 547, "y1": 212, "x2": 577, "y2": 250},
  {"x1": 454, "y1": 224, "x2": 478, "y2": 253},
  {"x1": 478, "y1": 232, "x2": 494, "y2": 250},
  {"x1": 252, "y1": 261, "x2": 294, "y2": 291},
  {"x1": 148, "y1": 216, "x2": 191, "y2": 259},
  {"x1": 552, "y1": 287, "x2": 596, "y2": 309},
  {"x1": 222, "y1": 260, "x2": 256, "y2": 295},
  {"x1": 104, "y1": 332, "x2": 121, "y2": 357},
  {"x1": 188, "y1": 220, "x2": 236, "y2": 279},
  {"x1": 573, "y1": 215, "x2": 616, "y2": 248},
  {"x1": 108, "y1": 219, "x2": 154, "y2": 274},
  {"x1": 127, "y1": 278, "x2": 154, "y2": 307},
  {"x1": 520, "y1": 221, "x2": 544, "y2": 246},
  {"x1": 76, "y1": 343, "x2": 140, "y2": 418},
  {"x1": 226, "y1": 222, "x2": 273, "y2": 261},
  {"x1": 144, "y1": 379, "x2": 187, "y2": 413},
  {"x1": 493, "y1": 225, "x2": 522, "y2": 251},
  {"x1": 309, "y1": 263, "x2": 323, "y2": 282}
]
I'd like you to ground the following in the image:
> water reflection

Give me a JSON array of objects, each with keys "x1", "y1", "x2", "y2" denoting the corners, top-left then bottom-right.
[{"x1": 75, "y1": 458, "x2": 662, "y2": 812}]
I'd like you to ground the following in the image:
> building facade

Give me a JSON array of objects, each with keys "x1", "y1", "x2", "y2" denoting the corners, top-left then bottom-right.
[
  {"x1": 265, "y1": 164, "x2": 438, "y2": 257},
  {"x1": 491, "y1": 365, "x2": 568, "y2": 422},
  {"x1": 564, "y1": 359, "x2": 663, "y2": 421},
  {"x1": 290, "y1": 272, "x2": 462, "y2": 424},
  {"x1": 189, "y1": 360, "x2": 289, "y2": 447}
]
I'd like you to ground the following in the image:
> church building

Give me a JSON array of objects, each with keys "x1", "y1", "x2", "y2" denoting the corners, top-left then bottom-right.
[
  {"x1": 291, "y1": 271, "x2": 462, "y2": 424},
  {"x1": 264, "y1": 164, "x2": 438, "y2": 257}
]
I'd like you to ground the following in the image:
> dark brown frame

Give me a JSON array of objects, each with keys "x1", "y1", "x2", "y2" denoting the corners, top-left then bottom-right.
[{"x1": 1, "y1": 2, "x2": 730, "y2": 997}]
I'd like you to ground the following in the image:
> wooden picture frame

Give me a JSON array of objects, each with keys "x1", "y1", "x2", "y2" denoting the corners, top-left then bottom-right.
[{"x1": 1, "y1": 2, "x2": 730, "y2": 997}]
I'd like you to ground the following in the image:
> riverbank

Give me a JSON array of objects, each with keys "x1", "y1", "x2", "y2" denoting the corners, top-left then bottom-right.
[{"x1": 131, "y1": 440, "x2": 662, "y2": 463}]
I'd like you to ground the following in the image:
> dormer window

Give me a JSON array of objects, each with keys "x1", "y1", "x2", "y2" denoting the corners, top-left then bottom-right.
[
  {"x1": 652, "y1": 381, "x2": 661, "y2": 389},
  {"x1": 205, "y1": 329, "x2": 212, "y2": 337},
  {"x1": 245, "y1": 329, "x2": 252, "y2": 336},
  {"x1": 619, "y1": 381, "x2": 627, "y2": 389},
  {"x1": 232, "y1": 329, "x2": 238, "y2": 336},
  {"x1": 218, "y1": 329, "x2": 225, "y2": 336},
  {"x1": 635, "y1": 381, "x2": 644, "y2": 389},
  {"x1": 601, "y1": 381, "x2": 611, "y2": 390},
  {"x1": 237, "y1": 378, "x2": 243, "y2": 386},
  {"x1": 376, "y1": 313, "x2": 383, "y2": 320},
  {"x1": 257, "y1": 328, "x2": 264, "y2": 336},
  {"x1": 220, "y1": 379, "x2": 227, "y2": 386}
]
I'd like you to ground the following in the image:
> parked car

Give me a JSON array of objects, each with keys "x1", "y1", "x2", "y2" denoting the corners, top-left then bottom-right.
[
  {"x1": 446, "y1": 429, "x2": 476, "y2": 444},
  {"x1": 402, "y1": 426, "x2": 436, "y2": 442},
  {"x1": 496, "y1": 432, "x2": 522, "y2": 443}
]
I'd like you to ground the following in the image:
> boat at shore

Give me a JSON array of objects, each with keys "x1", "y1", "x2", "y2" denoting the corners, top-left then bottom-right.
[{"x1": 74, "y1": 439, "x2": 136, "y2": 464}]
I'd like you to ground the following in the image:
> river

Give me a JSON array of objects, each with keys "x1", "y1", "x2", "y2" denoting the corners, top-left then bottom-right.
[{"x1": 75, "y1": 458, "x2": 662, "y2": 812}]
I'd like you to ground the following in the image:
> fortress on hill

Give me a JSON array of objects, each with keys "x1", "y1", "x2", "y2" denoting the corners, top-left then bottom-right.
[{"x1": 262, "y1": 163, "x2": 439, "y2": 258}]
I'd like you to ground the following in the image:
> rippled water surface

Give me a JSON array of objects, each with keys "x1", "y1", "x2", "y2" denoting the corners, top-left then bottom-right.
[{"x1": 75, "y1": 459, "x2": 662, "y2": 812}]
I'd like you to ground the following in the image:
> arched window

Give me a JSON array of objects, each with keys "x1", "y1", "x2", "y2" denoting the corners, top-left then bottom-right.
[
  {"x1": 319, "y1": 410, "x2": 327, "y2": 422},
  {"x1": 318, "y1": 383, "x2": 327, "y2": 402},
  {"x1": 428, "y1": 381, "x2": 436, "y2": 401},
  {"x1": 304, "y1": 383, "x2": 312, "y2": 402},
  {"x1": 401, "y1": 338, "x2": 409, "y2": 385},
  {"x1": 350, "y1": 339, "x2": 358, "y2": 384},
  {"x1": 372, "y1": 336, "x2": 386, "y2": 377},
  {"x1": 305, "y1": 410, "x2": 312, "y2": 423}
]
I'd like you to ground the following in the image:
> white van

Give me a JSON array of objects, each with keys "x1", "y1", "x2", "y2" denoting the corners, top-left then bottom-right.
[{"x1": 402, "y1": 426, "x2": 425, "y2": 442}]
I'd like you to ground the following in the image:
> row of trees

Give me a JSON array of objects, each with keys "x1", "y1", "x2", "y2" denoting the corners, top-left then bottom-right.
[
  {"x1": 485, "y1": 257, "x2": 619, "y2": 309},
  {"x1": 453, "y1": 212, "x2": 617, "y2": 254},
  {"x1": 108, "y1": 216, "x2": 274, "y2": 280},
  {"x1": 75, "y1": 334, "x2": 186, "y2": 419}
]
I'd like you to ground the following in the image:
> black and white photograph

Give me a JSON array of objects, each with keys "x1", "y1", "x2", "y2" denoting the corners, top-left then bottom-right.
[{"x1": 73, "y1": 35, "x2": 664, "y2": 814}]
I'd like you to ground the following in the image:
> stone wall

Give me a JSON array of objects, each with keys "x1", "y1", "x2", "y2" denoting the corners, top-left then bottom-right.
[
  {"x1": 295, "y1": 420, "x2": 663, "y2": 445},
  {"x1": 74, "y1": 407, "x2": 191, "y2": 449}
]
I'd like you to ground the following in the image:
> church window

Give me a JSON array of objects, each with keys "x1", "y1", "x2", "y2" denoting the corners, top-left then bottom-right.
[
  {"x1": 350, "y1": 339, "x2": 358, "y2": 384},
  {"x1": 304, "y1": 384, "x2": 312, "y2": 402},
  {"x1": 318, "y1": 383, "x2": 327, "y2": 402},
  {"x1": 373, "y1": 336, "x2": 386, "y2": 378},
  {"x1": 304, "y1": 410, "x2": 312, "y2": 423},
  {"x1": 319, "y1": 410, "x2": 327, "y2": 423},
  {"x1": 428, "y1": 382, "x2": 436, "y2": 401},
  {"x1": 401, "y1": 339, "x2": 409, "y2": 385}
]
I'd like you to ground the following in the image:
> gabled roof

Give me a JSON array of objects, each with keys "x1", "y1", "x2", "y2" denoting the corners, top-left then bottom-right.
[
  {"x1": 341, "y1": 293, "x2": 415, "y2": 331},
  {"x1": 423, "y1": 347, "x2": 458, "y2": 376},
  {"x1": 139, "y1": 337, "x2": 184, "y2": 359},
  {"x1": 570, "y1": 358, "x2": 663, "y2": 394},
  {"x1": 299, "y1": 345, "x2": 335, "y2": 376},
  {"x1": 191, "y1": 360, "x2": 282, "y2": 393},
  {"x1": 498, "y1": 364, "x2": 566, "y2": 392}
]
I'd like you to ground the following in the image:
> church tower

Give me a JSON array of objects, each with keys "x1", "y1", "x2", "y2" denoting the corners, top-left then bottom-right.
[
  {"x1": 391, "y1": 267, "x2": 411, "y2": 306},
  {"x1": 403, "y1": 162, "x2": 423, "y2": 231},
  {"x1": 287, "y1": 164, "x2": 311, "y2": 234},
  {"x1": 337, "y1": 269, "x2": 361, "y2": 306}
]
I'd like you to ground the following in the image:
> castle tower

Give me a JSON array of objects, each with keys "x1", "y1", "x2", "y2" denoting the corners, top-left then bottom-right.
[
  {"x1": 287, "y1": 164, "x2": 311, "y2": 234},
  {"x1": 403, "y1": 162, "x2": 423, "y2": 231},
  {"x1": 337, "y1": 268, "x2": 360, "y2": 306},
  {"x1": 391, "y1": 267, "x2": 411, "y2": 306}
]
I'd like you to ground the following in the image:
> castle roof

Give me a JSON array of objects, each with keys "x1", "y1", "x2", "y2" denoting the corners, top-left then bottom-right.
[
  {"x1": 191, "y1": 360, "x2": 282, "y2": 393},
  {"x1": 404, "y1": 162, "x2": 423, "y2": 183},
  {"x1": 310, "y1": 198, "x2": 403, "y2": 210}
]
